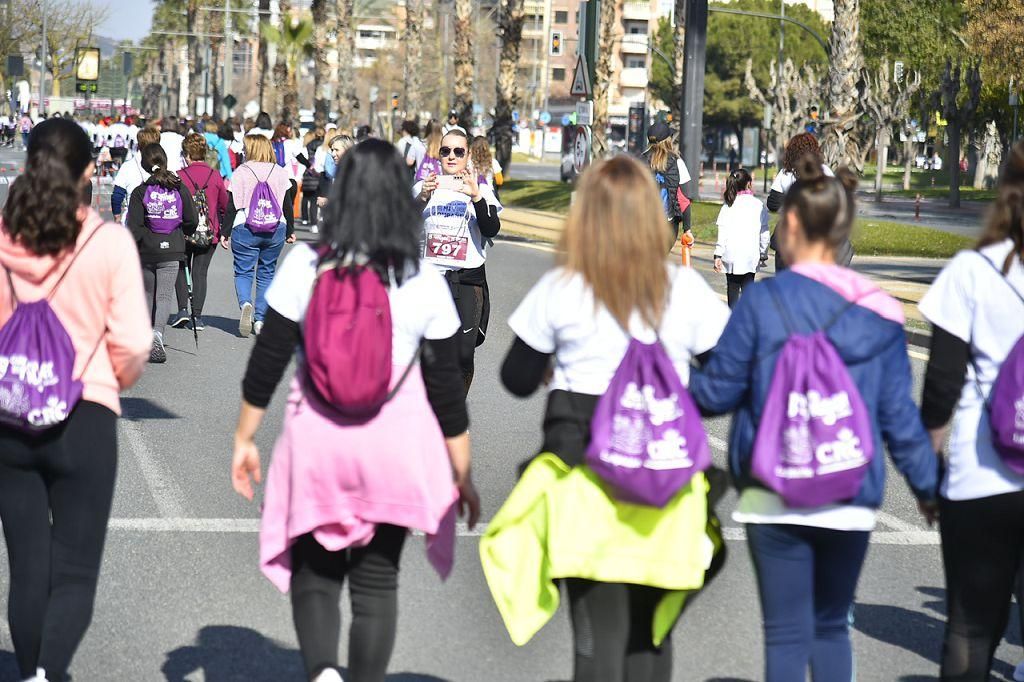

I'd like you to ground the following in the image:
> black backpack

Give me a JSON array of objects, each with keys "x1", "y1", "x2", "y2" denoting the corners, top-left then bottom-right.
[{"x1": 186, "y1": 168, "x2": 215, "y2": 249}]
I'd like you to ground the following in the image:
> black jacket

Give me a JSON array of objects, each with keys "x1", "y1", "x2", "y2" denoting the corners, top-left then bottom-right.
[
  {"x1": 643, "y1": 151, "x2": 683, "y2": 219},
  {"x1": 127, "y1": 181, "x2": 199, "y2": 264}
]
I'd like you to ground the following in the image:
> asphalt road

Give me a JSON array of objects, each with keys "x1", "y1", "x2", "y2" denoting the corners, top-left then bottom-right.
[{"x1": 0, "y1": 148, "x2": 1018, "y2": 681}]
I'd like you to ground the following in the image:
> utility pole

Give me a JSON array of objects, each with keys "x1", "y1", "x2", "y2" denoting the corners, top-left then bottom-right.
[
  {"x1": 38, "y1": 0, "x2": 46, "y2": 117},
  {"x1": 679, "y1": 0, "x2": 708, "y2": 202},
  {"x1": 223, "y1": 0, "x2": 232, "y2": 119}
]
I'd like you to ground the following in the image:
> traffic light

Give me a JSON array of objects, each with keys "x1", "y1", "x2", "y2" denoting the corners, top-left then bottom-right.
[
  {"x1": 550, "y1": 31, "x2": 563, "y2": 57},
  {"x1": 391, "y1": 93, "x2": 399, "y2": 110}
]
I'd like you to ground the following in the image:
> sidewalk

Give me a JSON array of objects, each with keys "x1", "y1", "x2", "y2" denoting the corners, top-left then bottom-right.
[{"x1": 502, "y1": 207, "x2": 937, "y2": 347}]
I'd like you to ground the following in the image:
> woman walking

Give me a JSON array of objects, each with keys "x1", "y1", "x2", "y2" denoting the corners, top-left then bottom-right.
[
  {"x1": 713, "y1": 168, "x2": 770, "y2": 307},
  {"x1": 0, "y1": 118, "x2": 151, "y2": 682},
  {"x1": 126, "y1": 143, "x2": 199, "y2": 363},
  {"x1": 415, "y1": 128, "x2": 501, "y2": 391},
  {"x1": 170, "y1": 133, "x2": 229, "y2": 332},
  {"x1": 919, "y1": 141, "x2": 1024, "y2": 681},
  {"x1": 469, "y1": 135, "x2": 503, "y2": 189},
  {"x1": 482, "y1": 155, "x2": 729, "y2": 681},
  {"x1": 689, "y1": 157, "x2": 938, "y2": 681},
  {"x1": 643, "y1": 120, "x2": 691, "y2": 248},
  {"x1": 230, "y1": 139, "x2": 479, "y2": 682},
  {"x1": 223, "y1": 134, "x2": 297, "y2": 337}
]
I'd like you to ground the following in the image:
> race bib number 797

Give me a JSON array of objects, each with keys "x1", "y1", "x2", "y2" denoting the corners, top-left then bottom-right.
[{"x1": 426, "y1": 233, "x2": 468, "y2": 262}]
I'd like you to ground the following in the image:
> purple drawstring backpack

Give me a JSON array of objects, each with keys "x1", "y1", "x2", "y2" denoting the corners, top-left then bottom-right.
[
  {"x1": 0, "y1": 229, "x2": 107, "y2": 432},
  {"x1": 975, "y1": 254, "x2": 1024, "y2": 473},
  {"x1": 585, "y1": 330, "x2": 711, "y2": 508},
  {"x1": 751, "y1": 280, "x2": 875, "y2": 508},
  {"x1": 143, "y1": 185, "x2": 184, "y2": 234},
  {"x1": 245, "y1": 166, "x2": 284, "y2": 233}
]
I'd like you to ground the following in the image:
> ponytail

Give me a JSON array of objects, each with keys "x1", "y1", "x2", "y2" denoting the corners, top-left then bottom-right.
[
  {"x1": 140, "y1": 143, "x2": 180, "y2": 190},
  {"x1": 3, "y1": 119, "x2": 92, "y2": 257},
  {"x1": 723, "y1": 168, "x2": 752, "y2": 207}
]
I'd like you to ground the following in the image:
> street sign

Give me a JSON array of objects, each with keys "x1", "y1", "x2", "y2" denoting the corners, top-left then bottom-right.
[
  {"x1": 512, "y1": 111, "x2": 519, "y2": 122},
  {"x1": 575, "y1": 100, "x2": 593, "y2": 126},
  {"x1": 540, "y1": 111, "x2": 552, "y2": 124},
  {"x1": 561, "y1": 114, "x2": 572, "y2": 126},
  {"x1": 369, "y1": 86, "x2": 379, "y2": 103},
  {"x1": 572, "y1": 125, "x2": 590, "y2": 174},
  {"x1": 570, "y1": 55, "x2": 592, "y2": 98},
  {"x1": 893, "y1": 60, "x2": 905, "y2": 84},
  {"x1": 223, "y1": 94, "x2": 237, "y2": 110}
]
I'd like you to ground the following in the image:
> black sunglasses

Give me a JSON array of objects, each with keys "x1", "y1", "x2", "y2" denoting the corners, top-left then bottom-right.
[{"x1": 440, "y1": 146, "x2": 467, "y2": 158}]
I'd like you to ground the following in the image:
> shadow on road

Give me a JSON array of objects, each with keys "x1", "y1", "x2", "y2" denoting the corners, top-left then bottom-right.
[
  {"x1": 121, "y1": 397, "x2": 180, "y2": 421},
  {"x1": 853, "y1": 602, "x2": 944, "y2": 663},
  {"x1": 192, "y1": 315, "x2": 244, "y2": 337}
]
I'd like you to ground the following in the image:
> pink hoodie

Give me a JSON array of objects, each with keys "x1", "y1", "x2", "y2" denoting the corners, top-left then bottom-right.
[
  {"x1": 0, "y1": 209, "x2": 152, "y2": 415},
  {"x1": 790, "y1": 262, "x2": 906, "y2": 325}
]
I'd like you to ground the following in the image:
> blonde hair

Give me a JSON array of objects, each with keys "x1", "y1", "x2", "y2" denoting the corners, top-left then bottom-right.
[
  {"x1": 557, "y1": 156, "x2": 671, "y2": 329},
  {"x1": 323, "y1": 128, "x2": 340, "y2": 149},
  {"x1": 469, "y1": 136, "x2": 493, "y2": 177},
  {"x1": 647, "y1": 137, "x2": 676, "y2": 173},
  {"x1": 425, "y1": 119, "x2": 443, "y2": 158},
  {"x1": 243, "y1": 134, "x2": 275, "y2": 163},
  {"x1": 330, "y1": 134, "x2": 355, "y2": 154},
  {"x1": 137, "y1": 126, "x2": 161, "y2": 149}
]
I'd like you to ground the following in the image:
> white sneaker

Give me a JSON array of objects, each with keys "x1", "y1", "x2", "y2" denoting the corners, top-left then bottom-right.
[
  {"x1": 1014, "y1": 661, "x2": 1024, "y2": 682},
  {"x1": 310, "y1": 223, "x2": 319, "y2": 234},
  {"x1": 239, "y1": 302, "x2": 254, "y2": 337},
  {"x1": 313, "y1": 668, "x2": 343, "y2": 682},
  {"x1": 253, "y1": 320, "x2": 263, "y2": 336},
  {"x1": 22, "y1": 668, "x2": 48, "y2": 681}
]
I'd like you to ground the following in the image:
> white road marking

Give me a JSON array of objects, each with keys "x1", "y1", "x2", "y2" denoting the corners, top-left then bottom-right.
[
  {"x1": 499, "y1": 240, "x2": 556, "y2": 254},
  {"x1": 875, "y1": 510, "x2": 920, "y2": 532},
  {"x1": 120, "y1": 419, "x2": 188, "y2": 518},
  {"x1": 103, "y1": 517, "x2": 941, "y2": 545}
]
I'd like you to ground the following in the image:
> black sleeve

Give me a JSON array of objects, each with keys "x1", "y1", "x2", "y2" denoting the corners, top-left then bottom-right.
[
  {"x1": 284, "y1": 180, "x2": 297, "y2": 237},
  {"x1": 318, "y1": 173, "x2": 331, "y2": 200},
  {"x1": 223, "y1": 193, "x2": 237, "y2": 239},
  {"x1": 178, "y1": 186, "x2": 199, "y2": 236},
  {"x1": 421, "y1": 334, "x2": 469, "y2": 437},
  {"x1": 501, "y1": 337, "x2": 553, "y2": 398},
  {"x1": 474, "y1": 199, "x2": 500, "y2": 239},
  {"x1": 241, "y1": 307, "x2": 300, "y2": 408},
  {"x1": 766, "y1": 189, "x2": 784, "y2": 213},
  {"x1": 126, "y1": 186, "x2": 147, "y2": 243},
  {"x1": 921, "y1": 325, "x2": 970, "y2": 430}
]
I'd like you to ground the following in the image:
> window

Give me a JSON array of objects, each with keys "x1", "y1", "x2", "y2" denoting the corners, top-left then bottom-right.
[
  {"x1": 555, "y1": 10, "x2": 569, "y2": 23},
  {"x1": 552, "y1": 67, "x2": 566, "y2": 81},
  {"x1": 625, "y1": 56, "x2": 646, "y2": 69},
  {"x1": 624, "y1": 20, "x2": 648, "y2": 35}
]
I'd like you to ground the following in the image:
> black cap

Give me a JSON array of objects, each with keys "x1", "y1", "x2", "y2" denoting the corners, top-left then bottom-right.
[{"x1": 647, "y1": 120, "x2": 673, "y2": 143}]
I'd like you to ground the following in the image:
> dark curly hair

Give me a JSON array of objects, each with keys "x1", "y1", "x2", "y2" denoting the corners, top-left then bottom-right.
[
  {"x1": 782, "y1": 132, "x2": 824, "y2": 175},
  {"x1": 978, "y1": 140, "x2": 1024, "y2": 272},
  {"x1": 2, "y1": 118, "x2": 92, "y2": 257}
]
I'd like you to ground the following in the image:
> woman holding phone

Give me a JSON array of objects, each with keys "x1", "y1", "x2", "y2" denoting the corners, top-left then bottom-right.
[{"x1": 414, "y1": 129, "x2": 502, "y2": 392}]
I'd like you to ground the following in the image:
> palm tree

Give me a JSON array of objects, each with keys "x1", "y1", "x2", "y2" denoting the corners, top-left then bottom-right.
[
  {"x1": 257, "y1": 0, "x2": 271, "y2": 111},
  {"x1": 591, "y1": 0, "x2": 618, "y2": 157},
  {"x1": 334, "y1": 0, "x2": 359, "y2": 128},
  {"x1": 404, "y1": 0, "x2": 424, "y2": 121},
  {"x1": 186, "y1": 0, "x2": 200, "y2": 115},
  {"x1": 311, "y1": 0, "x2": 331, "y2": 126},
  {"x1": 493, "y1": 0, "x2": 525, "y2": 173},
  {"x1": 821, "y1": 0, "x2": 865, "y2": 169},
  {"x1": 261, "y1": 13, "x2": 313, "y2": 124},
  {"x1": 452, "y1": 0, "x2": 474, "y2": 129}
]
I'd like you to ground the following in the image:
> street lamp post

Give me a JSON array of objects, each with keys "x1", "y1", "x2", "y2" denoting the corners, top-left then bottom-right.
[{"x1": 38, "y1": 0, "x2": 46, "y2": 117}]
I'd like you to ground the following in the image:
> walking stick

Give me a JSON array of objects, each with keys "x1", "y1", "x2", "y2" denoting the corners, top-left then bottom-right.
[{"x1": 184, "y1": 264, "x2": 199, "y2": 349}]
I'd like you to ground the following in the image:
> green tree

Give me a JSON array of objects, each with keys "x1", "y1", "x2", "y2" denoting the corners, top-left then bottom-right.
[
  {"x1": 650, "y1": 0, "x2": 828, "y2": 137},
  {"x1": 261, "y1": 15, "x2": 313, "y2": 124}
]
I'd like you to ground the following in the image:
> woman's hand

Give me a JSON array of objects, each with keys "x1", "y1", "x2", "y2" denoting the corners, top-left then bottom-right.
[
  {"x1": 457, "y1": 475, "x2": 481, "y2": 530},
  {"x1": 220, "y1": 237, "x2": 231, "y2": 250},
  {"x1": 316, "y1": 197, "x2": 327, "y2": 208},
  {"x1": 286, "y1": 234, "x2": 297, "y2": 244},
  {"x1": 460, "y1": 173, "x2": 481, "y2": 202},
  {"x1": 713, "y1": 257, "x2": 724, "y2": 273},
  {"x1": 918, "y1": 499, "x2": 939, "y2": 527},
  {"x1": 231, "y1": 435, "x2": 262, "y2": 501},
  {"x1": 419, "y1": 173, "x2": 439, "y2": 202}
]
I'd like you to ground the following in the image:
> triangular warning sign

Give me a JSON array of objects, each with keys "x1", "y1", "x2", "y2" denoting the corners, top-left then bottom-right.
[{"x1": 570, "y1": 55, "x2": 592, "y2": 98}]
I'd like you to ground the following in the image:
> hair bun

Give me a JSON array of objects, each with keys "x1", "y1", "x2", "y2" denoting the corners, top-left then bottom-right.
[
  {"x1": 835, "y1": 166, "x2": 859, "y2": 193},
  {"x1": 794, "y1": 154, "x2": 824, "y2": 182}
]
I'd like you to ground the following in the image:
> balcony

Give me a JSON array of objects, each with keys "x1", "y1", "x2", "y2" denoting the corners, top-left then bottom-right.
[
  {"x1": 619, "y1": 67, "x2": 648, "y2": 89},
  {"x1": 620, "y1": 35, "x2": 648, "y2": 55},
  {"x1": 622, "y1": 0, "x2": 652, "y2": 21}
]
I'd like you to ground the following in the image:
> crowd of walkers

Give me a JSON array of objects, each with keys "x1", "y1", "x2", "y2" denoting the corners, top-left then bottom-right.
[{"x1": 0, "y1": 107, "x2": 1024, "y2": 682}]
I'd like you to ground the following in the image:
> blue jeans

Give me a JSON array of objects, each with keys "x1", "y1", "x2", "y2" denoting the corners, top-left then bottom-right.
[
  {"x1": 746, "y1": 523, "x2": 870, "y2": 682},
  {"x1": 230, "y1": 223, "x2": 285, "y2": 322}
]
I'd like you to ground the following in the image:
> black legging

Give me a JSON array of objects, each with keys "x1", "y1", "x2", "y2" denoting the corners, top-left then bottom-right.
[
  {"x1": 939, "y1": 490, "x2": 1024, "y2": 680},
  {"x1": 565, "y1": 578, "x2": 673, "y2": 682},
  {"x1": 301, "y1": 192, "x2": 318, "y2": 225},
  {"x1": 290, "y1": 525, "x2": 407, "y2": 681},
  {"x1": 174, "y1": 243, "x2": 217, "y2": 316},
  {"x1": 726, "y1": 272, "x2": 755, "y2": 308},
  {"x1": 0, "y1": 401, "x2": 117, "y2": 680},
  {"x1": 452, "y1": 281, "x2": 484, "y2": 392}
]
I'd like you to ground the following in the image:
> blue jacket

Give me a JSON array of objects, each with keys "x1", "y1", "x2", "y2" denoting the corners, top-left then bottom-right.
[
  {"x1": 203, "y1": 132, "x2": 233, "y2": 180},
  {"x1": 689, "y1": 271, "x2": 938, "y2": 508}
]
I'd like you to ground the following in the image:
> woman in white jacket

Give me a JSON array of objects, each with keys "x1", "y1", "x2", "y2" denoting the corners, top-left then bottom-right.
[{"x1": 713, "y1": 168, "x2": 770, "y2": 307}]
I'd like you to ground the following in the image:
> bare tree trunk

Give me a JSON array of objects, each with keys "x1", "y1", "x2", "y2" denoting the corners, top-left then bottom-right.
[
  {"x1": 821, "y1": 0, "x2": 864, "y2": 169},
  {"x1": 404, "y1": 0, "x2": 424, "y2": 123},
  {"x1": 873, "y1": 129, "x2": 889, "y2": 201},
  {"x1": 903, "y1": 130, "x2": 914, "y2": 191},
  {"x1": 591, "y1": 0, "x2": 618, "y2": 157},
  {"x1": 311, "y1": 0, "x2": 331, "y2": 127},
  {"x1": 211, "y1": 39, "x2": 222, "y2": 119},
  {"x1": 334, "y1": 0, "x2": 359, "y2": 130},
  {"x1": 187, "y1": 1, "x2": 200, "y2": 117},
  {"x1": 452, "y1": 0, "x2": 474, "y2": 129},
  {"x1": 257, "y1": 0, "x2": 271, "y2": 112},
  {"x1": 671, "y1": 0, "x2": 685, "y2": 124},
  {"x1": 941, "y1": 60, "x2": 982, "y2": 208},
  {"x1": 272, "y1": 1, "x2": 292, "y2": 122},
  {"x1": 493, "y1": 0, "x2": 525, "y2": 174}
]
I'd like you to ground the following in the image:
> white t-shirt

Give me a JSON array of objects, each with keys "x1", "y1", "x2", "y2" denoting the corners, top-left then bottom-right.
[
  {"x1": 108, "y1": 123, "x2": 130, "y2": 148},
  {"x1": 399, "y1": 136, "x2": 427, "y2": 170},
  {"x1": 919, "y1": 239, "x2": 1024, "y2": 501},
  {"x1": 112, "y1": 153, "x2": 149, "y2": 222},
  {"x1": 508, "y1": 265, "x2": 730, "y2": 394},
  {"x1": 265, "y1": 243, "x2": 461, "y2": 366},
  {"x1": 247, "y1": 127, "x2": 274, "y2": 140},
  {"x1": 770, "y1": 164, "x2": 834, "y2": 194},
  {"x1": 412, "y1": 183, "x2": 502, "y2": 271},
  {"x1": 676, "y1": 157, "x2": 691, "y2": 185},
  {"x1": 159, "y1": 131, "x2": 185, "y2": 172},
  {"x1": 714, "y1": 193, "x2": 770, "y2": 275}
]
